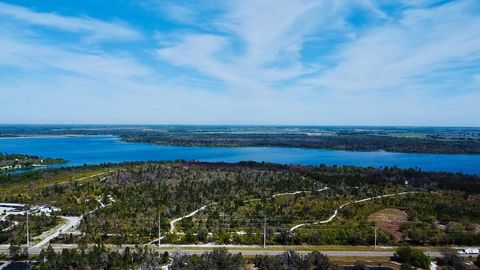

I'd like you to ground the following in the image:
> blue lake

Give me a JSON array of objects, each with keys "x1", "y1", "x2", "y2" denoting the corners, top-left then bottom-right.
[{"x1": 0, "y1": 135, "x2": 479, "y2": 174}]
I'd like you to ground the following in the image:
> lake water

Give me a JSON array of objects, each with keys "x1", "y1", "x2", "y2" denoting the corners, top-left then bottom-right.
[{"x1": 0, "y1": 135, "x2": 479, "y2": 174}]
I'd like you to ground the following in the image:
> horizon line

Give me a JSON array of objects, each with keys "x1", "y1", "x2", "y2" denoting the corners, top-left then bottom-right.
[{"x1": 0, "y1": 123, "x2": 479, "y2": 128}]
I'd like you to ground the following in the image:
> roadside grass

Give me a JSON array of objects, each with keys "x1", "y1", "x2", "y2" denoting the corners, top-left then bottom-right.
[
  {"x1": 150, "y1": 245, "x2": 381, "y2": 252},
  {"x1": 332, "y1": 256, "x2": 400, "y2": 270},
  {"x1": 145, "y1": 244, "x2": 447, "y2": 253}
]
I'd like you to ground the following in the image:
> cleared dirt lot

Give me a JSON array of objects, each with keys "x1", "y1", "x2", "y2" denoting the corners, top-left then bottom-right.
[{"x1": 368, "y1": 208, "x2": 408, "y2": 240}]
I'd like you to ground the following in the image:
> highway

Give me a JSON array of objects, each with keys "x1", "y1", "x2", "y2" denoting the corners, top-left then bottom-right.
[
  {"x1": 163, "y1": 249, "x2": 445, "y2": 258},
  {"x1": 32, "y1": 216, "x2": 81, "y2": 249},
  {"x1": 1, "y1": 243, "x2": 471, "y2": 258}
]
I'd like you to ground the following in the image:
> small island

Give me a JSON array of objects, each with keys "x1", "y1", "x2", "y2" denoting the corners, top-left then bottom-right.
[{"x1": 0, "y1": 153, "x2": 66, "y2": 172}]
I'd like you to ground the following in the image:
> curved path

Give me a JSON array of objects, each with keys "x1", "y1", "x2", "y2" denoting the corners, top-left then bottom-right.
[
  {"x1": 169, "y1": 202, "x2": 218, "y2": 233},
  {"x1": 289, "y1": 191, "x2": 419, "y2": 232},
  {"x1": 272, "y1": 187, "x2": 329, "y2": 198},
  {"x1": 33, "y1": 216, "x2": 81, "y2": 249},
  {"x1": 167, "y1": 187, "x2": 330, "y2": 234},
  {"x1": 32, "y1": 194, "x2": 116, "y2": 250}
]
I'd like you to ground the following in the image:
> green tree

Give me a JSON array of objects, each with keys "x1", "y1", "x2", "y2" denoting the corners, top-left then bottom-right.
[
  {"x1": 304, "y1": 251, "x2": 339, "y2": 270},
  {"x1": 393, "y1": 246, "x2": 431, "y2": 269},
  {"x1": 437, "y1": 251, "x2": 467, "y2": 270},
  {"x1": 352, "y1": 260, "x2": 368, "y2": 270},
  {"x1": 8, "y1": 242, "x2": 21, "y2": 259},
  {"x1": 400, "y1": 263, "x2": 415, "y2": 270},
  {"x1": 161, "y1": 251, "x2": 170, "y2": 264}
]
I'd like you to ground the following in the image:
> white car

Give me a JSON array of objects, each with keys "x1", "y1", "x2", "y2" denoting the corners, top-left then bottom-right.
[{"x1": 458, "y1": 248, "x2": 480, "y2": 254}]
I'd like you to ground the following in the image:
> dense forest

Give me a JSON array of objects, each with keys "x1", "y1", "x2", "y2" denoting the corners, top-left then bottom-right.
[
  {"x1": 33, "y1": 244, "x2": 169, "y2": 270},
  {"x1": 1, "y1": 125, "x2": 480, "y2": 154},
  {"x1": 120, "y1": 131, "x2": 480, "y2": 154},
  {"x1": 31, "y1": 246, "x2": 342, "y2": 270},
  {"x1": 30, "y1": 246, "x2": 480, "y2": 270},
  {"x1": 1, "y1": 161, "x2": 479, "y2": 247}
]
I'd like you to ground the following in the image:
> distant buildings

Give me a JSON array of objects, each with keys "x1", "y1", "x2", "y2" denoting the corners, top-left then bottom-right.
[{"x1": 0, "y1": 203, "x2": 60, "y2": 217}]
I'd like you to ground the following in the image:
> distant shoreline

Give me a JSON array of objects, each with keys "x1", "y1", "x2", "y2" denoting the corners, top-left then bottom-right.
[{"x1": 0, "y1": 134, "x2": 113, "y2": 139}]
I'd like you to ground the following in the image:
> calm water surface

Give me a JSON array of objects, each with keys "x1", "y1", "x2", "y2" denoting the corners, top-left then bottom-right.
[{"x1": 0, "y1": 135, "x2": 479, "y2": 174}]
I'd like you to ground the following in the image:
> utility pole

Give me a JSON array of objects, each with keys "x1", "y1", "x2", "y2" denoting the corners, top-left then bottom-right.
[
  {"x1": 26, "y1": 207, "x2": 30, "y2": 249},
  {"x1": 158, "y1": 213, "x2": 161, "y2": 247},
  {"x1": 374, "y1": 221, "x2": 377, "y2": 250},
  {"x1": 263, "y1": 215, "x2": 266, "y2": 249},
  {"x1": 27, "y1": 182, "x2": 32, "y2": 251}
]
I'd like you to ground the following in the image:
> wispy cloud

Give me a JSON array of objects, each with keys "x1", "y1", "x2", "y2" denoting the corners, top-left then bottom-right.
[
  {"x1": 307, "y1": 0, "x2": 480, "y2": 93},
  {"x1": 155, "y1": 0, "x2": 339, "y2": 91},
  {"x1": 154, "y1": 0, "x2": 480, "y2": 94},
  {"x1": 0, "y1": 0, "x2": 479, "y2": 125},
  {"x1": 0, "y1": 32, "x2": 151, "y2": 88},
  {"x1": 0, "y1": 2, "x2": 142, "y2": 43}
]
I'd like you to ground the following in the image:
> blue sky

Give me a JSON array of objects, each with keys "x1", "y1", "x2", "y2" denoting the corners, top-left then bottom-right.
[{"x1": 0, "y1": 0, "x2": 479, "y2": 126}]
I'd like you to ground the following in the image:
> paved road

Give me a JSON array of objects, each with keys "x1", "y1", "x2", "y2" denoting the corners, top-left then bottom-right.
[
  {"x1": 167, "y1": 250, "x2": 452, "y2": 258},
  {"x1": 1, "y1": 244, "x2": 469, "y2": 258},
  {"x1": 32, "y1": 216, "x2": 81, "y2": 250},
  {"x1": 167, "y1": 249, "x2": 399, "y2": 257},
  {"x1": 0, "y1": 261, "x2": 12, "y2": 270}
]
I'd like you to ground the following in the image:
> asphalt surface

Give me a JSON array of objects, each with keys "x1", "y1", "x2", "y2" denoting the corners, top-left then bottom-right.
[
  {"x1": 0, "y1": 244, "x2": 465, "y2": 258},
  {"x1": 33, "y1": 216, "x2": 81, "y2": 249},
  {"x1": 156, "y1": 249, "x2": 451, "y2": 258}
]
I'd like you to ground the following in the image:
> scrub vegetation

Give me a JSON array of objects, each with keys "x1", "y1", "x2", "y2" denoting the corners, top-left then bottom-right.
[{"x1": 1, "y1": 161, "x2": 479, "y2": 247}]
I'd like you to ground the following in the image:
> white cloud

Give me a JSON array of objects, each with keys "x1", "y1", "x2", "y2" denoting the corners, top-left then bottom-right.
[
  {"x1": 1, "y1": 0, "x2": 479, "y2": 125},
  {"x1": 0, "y1": 33, "x2": 151, "y2": 85},
  {"x1": 155, "y1": 0, "x2": 343, "y2": 92},
  {"x1": 218, "y1": 0, "x2": 322, "y2": 65},
  {"x1": 154, "y1": 0, "x2": 480, "y2": 97},
  {"x1": 153, "y1": 2, "x2": 196, "y2": 25},
  {"x1": 0, "y1": 2, "x2": 142, "y2": 43},
  {"x1": 302, "y1": 0, "x2": 480, "y2": 92}
]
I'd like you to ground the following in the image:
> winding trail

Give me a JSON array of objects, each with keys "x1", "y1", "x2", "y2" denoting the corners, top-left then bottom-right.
[
  {"x1": 167, "y1": 187, "x2": 330, "y2": 235},
  {"x1": 272, "y1": 187, "x2": 329, "y2": 198},
  {"x1": 289, "y1": 191, "x2": 419, "y2": 232},
  {"x1": 169, "y1": 202, "x2": 218, "y2": 233}
]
